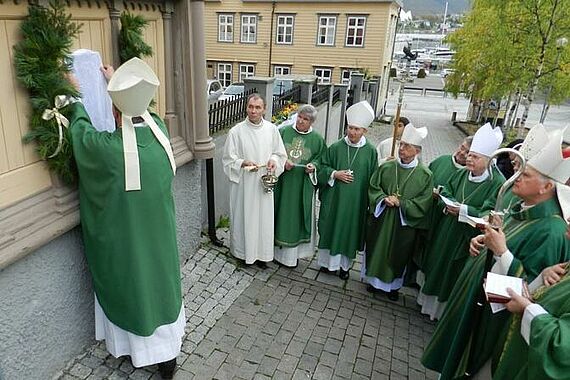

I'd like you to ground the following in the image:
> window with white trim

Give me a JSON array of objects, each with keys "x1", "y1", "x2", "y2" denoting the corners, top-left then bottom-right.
[
  {"x1": 218, "y1": 14, "x2": 234, "y2": 42},
  {"x1": 346, "y1": 16, "x2": 366, "y2": 47},
  {"x1": 241, "y1": 15, "x2": 257, "y2": 43},
  {"x1": 274, "y1": 66, "x2": 291, "y2": 76},
  {"x1": 217, "y1": 63, "x2": 232, "y2": 87},
  {"x1": 341, "y1": 69, "x2": 358, "y2": 85},
  {"x1": 317, "y1": 16, "x2": 336, "y2": 46},
  {"x1": 239, "y1": 64, "x2": 255, "y2": 81},
  {"x1": 314, "y1": 68, "x2": 332, "y2": 84},
  {"x1": 276, "y1": 15, "x2": 294, "y2": 44}
]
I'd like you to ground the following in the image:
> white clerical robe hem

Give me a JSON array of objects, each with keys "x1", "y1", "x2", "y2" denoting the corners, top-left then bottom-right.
[
  {"x1": 317, "y1": 249, "x2": 352, "y2": 271},
  {"x1": 274, "y1": 243, "x2": 314, "y2": 267},
  {"x1": 360, "y1": 252, "x2": 405, "y2": 291},
  {"x1": 521, "y1": 303, "x2": 548, "y2": 344},
  {"x1": 94, "y1": 295, "x2": 185, "y2": 368},
  {"x1": 417, "y1": 291, "x2": 446, "y2": 321}
]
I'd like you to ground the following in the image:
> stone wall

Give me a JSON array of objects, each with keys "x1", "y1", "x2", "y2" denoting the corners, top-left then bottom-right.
[{"x1": 0, "y1": 161, "x2": 202, "y2": 380}]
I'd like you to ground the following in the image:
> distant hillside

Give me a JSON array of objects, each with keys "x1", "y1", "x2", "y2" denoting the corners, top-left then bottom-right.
[{"x1": 403, "y1": 0, "x2": 470, "y2": 15}]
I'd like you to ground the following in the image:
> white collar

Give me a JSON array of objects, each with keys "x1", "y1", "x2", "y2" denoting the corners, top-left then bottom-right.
[
  {"x1": 451, "y1": 154, "x2": 464, "y2": 169},
  {"x1": 398, "y1": 156, "x2": 419, "y2": 168},
  {"x1": 246, "y1": 117, "x2": 264, "y2": 128},
  {"x1": 468, "y1": 169, "x2": 490, "y2": 183},
  {"x1": 520, "y1": 202, "x2": 536, "y2": 211},
  {"x1": 293, "y1": 124, "x2": 313, "y2": 135},
  {"x1": 344, "y1": 135, "x2": 367, "y2": 148}
]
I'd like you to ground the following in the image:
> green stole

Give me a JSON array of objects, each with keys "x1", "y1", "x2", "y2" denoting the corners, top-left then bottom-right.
[
  {"x1": 365, "y1": 159, "x2": 433, "y2": 281},
  {"x1": 274, "y1": 126, "x2": 326, "y2": 246},
  {"x1": 421, "y1": 197, "x2": 569, "y2": 379},
  {"x1": 317, "y1": 138, "x2": 378, "y2": 258}
]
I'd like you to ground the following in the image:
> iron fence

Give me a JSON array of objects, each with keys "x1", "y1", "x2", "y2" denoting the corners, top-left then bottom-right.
[
  {"x1": 332, "y1": 88, "x2": 340, "y2": 104},
  {"x1": 311, "y1": 86, "x2": 329, "y2": 107},
  {"x1": 272, "y1": 85, "x2": 301, "y2": 116},
  {"x1": 208, "y1": 88, "x2": 256, "y2": 133}
]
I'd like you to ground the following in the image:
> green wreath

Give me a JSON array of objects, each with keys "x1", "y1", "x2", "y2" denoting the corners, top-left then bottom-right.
[
  {"x1": 14, "y1": 4, "x2": 153, "y2": 185},
  {"x1": 14, "y1": 0, "x2": 81, "y2": 185}
]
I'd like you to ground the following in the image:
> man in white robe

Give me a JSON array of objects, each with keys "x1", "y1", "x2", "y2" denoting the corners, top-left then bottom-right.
[{"x1": 222, "y1": 94, "x2": 287, "y2": 267}]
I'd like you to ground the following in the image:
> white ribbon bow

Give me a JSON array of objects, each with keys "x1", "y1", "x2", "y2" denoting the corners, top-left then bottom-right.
[{"x1": 42, "y1": 95, "x2": 71, "y2": 158}]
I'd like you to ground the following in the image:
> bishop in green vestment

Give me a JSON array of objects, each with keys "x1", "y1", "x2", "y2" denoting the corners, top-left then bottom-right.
[
  {"x1": 274, "y1": 105, "x2": 326, "y2": 267},
  {"x1": 68, "y1": 58, "x2": 184, "y2": 372},
  {"x1": 493, "y1": 260, "x2": 570, "y2": 380},
  {"x1": 422, "y1": 140, "x2": 570, "y2": 380},
  {"x1": 317, "y1": 101, "x2": 377, "y2": 280},
  {"x1": 363, "y1": 124, "x2": 432, "y2": 300},
  {"x1": 414, "y1": 137, "x2": 472, "y2": 285},
  {"x1": 419, "y1": 123, "x2": 505, "y2": 320}
]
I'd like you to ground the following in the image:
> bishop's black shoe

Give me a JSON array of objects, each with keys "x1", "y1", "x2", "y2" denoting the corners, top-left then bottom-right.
[
  {"x1": 387, "y1": 290, "x2": 400, "y2": 301},
  {"x1": 158, "y1": 358, "x2": 177, "y2": 379},
  {"x1": 255, "y1": 261, "x2": 268, "y2": 269},
  {"x1": 339, "y1": 269, "x2": 350, "y2": 280}
]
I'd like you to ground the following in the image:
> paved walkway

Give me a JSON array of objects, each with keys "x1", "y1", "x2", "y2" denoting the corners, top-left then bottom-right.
[{"x1": 55, "y1": 94, "x2": 465, "y2": 380}]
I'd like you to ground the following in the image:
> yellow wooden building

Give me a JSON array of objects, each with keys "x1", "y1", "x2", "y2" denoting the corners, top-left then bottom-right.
[{"x1": 204, "y1": 0, "x2": 401, "y2": 112}]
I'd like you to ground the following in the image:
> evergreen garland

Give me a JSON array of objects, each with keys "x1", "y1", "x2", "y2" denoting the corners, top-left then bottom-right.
[
  {"x1": 14, "y1": 0, "x2": 81, "y2": 185},
  {"x1": 119, "y1": 12, "x2": 153, "y2": 63}
]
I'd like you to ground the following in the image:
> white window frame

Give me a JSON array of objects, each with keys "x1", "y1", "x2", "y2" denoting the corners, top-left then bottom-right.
[
  {"x1": 346, "y1": 16, "x2": 366, "y2": 47},
  {"x1": 241, "y1": 15, "x2": 257, "y2": 43},
  {"x1": 239, "y1": 64, "x2": 255, "y2": 82},
  {"x1": 276, "y1": 15, "x2": 294, "y2": 45},
  {"x1": 274, "y1": 66, "x2": 291, "y2": 76},
  {"x1": 217, "y1": 63, "x2": 233, "y2": 88},
  {"x1": 341, "y1": 69, "x2": 354, "y2": 85},
  {"x1": 314, "y1": 68, "x2": 332, "y2": 84},
  {"x1": 317, "y1": 16, "x2": 336, "y2": 46},
  {"x1": 218, "y1": 14, "x2": 234, "y2": 42}
]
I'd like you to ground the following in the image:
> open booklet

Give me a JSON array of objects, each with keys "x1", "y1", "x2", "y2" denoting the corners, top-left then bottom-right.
[
  {"x1": 458, "y1": 213, "x2": 488, "y2": 229},
  {"x1": 484, "y1": 272, "x2": 523, "y2": 313},
  {"x1": 439, "y1": 194, "x2": 461, "y2": 208}
]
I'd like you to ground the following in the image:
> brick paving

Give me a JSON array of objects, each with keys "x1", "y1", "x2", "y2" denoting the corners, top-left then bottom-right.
[{"x1": 55, "y1": 94, "x2": 465, "y2": 380}]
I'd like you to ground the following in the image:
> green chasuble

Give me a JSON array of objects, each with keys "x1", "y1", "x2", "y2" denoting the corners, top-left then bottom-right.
[
  {"x1": 493, "y1": 271, "x2": 570, "y2": 380},
  {"x1": 68, "y1": 103, "x2": 182, "y2": 336},
  {"x1": 417, "y1": 155, "x2": 465, "y2": 270},
  {"x1": 365, "y1": 160, "x2": 433, "y2": 282},
  {"x1": 429, "y1": 154, "x2": 463, "y2": 188},
  {"x1": 421, "y1": 167, "x2": 504, "y2": 302},
  {"x1": 274, "y1": 126, "x2": 326, "y2": 247},
  {"x1": 422, "y1": 197, "x2": 570, "y2": 379},
  {"x1": 317, "y1": 138, "x2": 377, "y2": 259}
]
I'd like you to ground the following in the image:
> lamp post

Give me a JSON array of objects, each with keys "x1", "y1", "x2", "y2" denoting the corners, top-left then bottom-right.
[{"x1": 539, "y1": 37, "x2": 568, "y2": 123}]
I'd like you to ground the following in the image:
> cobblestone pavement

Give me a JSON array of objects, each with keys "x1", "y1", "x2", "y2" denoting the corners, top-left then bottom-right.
[
  {"x1": 56, "y1": 233, "x2": 438, "y2": 380},
  {"x1": 55, "y1": 97, "x2": 464, "y2": 380}
]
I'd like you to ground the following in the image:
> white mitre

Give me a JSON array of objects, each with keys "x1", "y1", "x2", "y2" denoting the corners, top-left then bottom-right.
[
  {"x1": 71, "y1": 49, "x2": 115, "y2": 132},
  {"x1": 470, "y1": 123, "x2": 503, "y2": 157},
  {"x1": 400, "y1": 123, "x2": 428, "y2": 146},
  {"x1": 528, "y1": 127, "x2": 570, "y2": 184},
  {"x1": 107, "y1": 57, "x2": 176, "y2": 191},
  {"x1": 346, "y1": 101, "x2": 374, "y2": 129}
]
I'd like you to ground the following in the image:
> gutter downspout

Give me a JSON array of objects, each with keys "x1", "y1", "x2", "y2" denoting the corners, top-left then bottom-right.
[{"x1": 268, "y1": 1, "x2": 276, "y2": 76}]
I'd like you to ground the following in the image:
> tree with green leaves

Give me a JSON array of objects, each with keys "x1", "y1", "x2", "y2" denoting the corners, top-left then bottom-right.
[{"x1": 445, "y1": 0, "x2": 570, "y2": 132}]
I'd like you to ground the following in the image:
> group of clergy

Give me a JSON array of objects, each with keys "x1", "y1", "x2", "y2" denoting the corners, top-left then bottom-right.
[{"x1": 223, "y1": 93, "x2": 570, "y2": 380}]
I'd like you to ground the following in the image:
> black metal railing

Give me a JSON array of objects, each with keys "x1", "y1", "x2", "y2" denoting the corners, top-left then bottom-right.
[
  {"x1": 332, "y1": 88, "x2": 340, "y2": 104},
  {"x1": 208, "y1": 88, "x2": 256, "y2": 133},
  {"x1": 272, "y1": 85, "x2": 301, "y2": 116},
  {"x1": 311, "y1": 86, "x2": 329, "y2": 107}
]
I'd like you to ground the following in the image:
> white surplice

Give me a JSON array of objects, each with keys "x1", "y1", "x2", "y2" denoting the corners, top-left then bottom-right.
[{"x1": 223, "y1": 118, "x2": 287, "y2": 264}]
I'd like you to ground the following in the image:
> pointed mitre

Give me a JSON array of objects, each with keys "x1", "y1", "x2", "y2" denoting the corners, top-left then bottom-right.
[
  {"x1": 528, "y1": 127, "x2": 570, "y2": 183},
  {"x1": 470, "y1": 123, "x2": 503, "y2": 157},
  {"x1": 519, "y1": 124, "x2": 550, "y2": 160},
  {"x1": 107, "y1": 57, "x2": 159, "y2": 116},
  {"x1": 400, "y1": 123, "x2": 428, "y2": 146},
  {"x1": 346, "y1": 101, "x2": 374, "y2": 129}
]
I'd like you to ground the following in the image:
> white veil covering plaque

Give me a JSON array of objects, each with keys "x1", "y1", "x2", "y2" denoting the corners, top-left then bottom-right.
[{"x1": 71, "y1": 49, "x2": 115, "y2": 132}]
